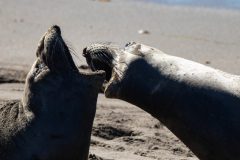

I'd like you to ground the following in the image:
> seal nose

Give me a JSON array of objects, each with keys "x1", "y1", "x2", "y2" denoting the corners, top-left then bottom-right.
[
  {"x1": 82, "y1": 47, "x2": 88, "y2": 57},
  {"x1": 50, "y1": 25, "x2": 61, "y2": 35}
]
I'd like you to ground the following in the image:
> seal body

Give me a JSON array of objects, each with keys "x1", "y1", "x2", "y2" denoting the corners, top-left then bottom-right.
[
  {"x1": 83, "y1": 42, "x2": 240, "y2": 160},
  {"x1": 0, "y1": 26, "x2": 105, "y2": 160}
]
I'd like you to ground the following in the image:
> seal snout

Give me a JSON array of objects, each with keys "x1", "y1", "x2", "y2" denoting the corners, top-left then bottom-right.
[
  {"x1": 82, "y1": 47, "x2": 89, "y2": 58},
  {"x1": 83, "y1": 45, "x2": 115, "y2": 81},
  {"x1": 35, "y1": 25, "x2": 78, "y2": 73},
  {"x1": 82, "y1": 47, "x2": 93, "y2": 69},
  {"x1": 49, "y1": 25, "x2": 61, "y2": 35}
]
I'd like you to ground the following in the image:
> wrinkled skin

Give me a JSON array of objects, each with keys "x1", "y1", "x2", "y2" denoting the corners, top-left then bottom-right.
[
  {"x1": 83, "y1": 42, "x2": 240, "y2": 160},
  {"x1": 0, "y1": 26, "x2": 105, "y2": 160}
]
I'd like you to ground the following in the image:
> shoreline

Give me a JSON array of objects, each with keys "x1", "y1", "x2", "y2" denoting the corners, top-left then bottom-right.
[
  {"x1": 0, "y1": 0, "x2": 239, "y2": 74},
  {"x1": 137, "y1": 0, "x2": 240, "y2": 11}
]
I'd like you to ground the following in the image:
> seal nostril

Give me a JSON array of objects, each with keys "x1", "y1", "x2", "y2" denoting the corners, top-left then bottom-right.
[
  {"x1": 83, "y1": 48, "x2": 87, "y2": 57},
  {"x1": 51, "y1": 25, "x2": 61, "y2": 35}
]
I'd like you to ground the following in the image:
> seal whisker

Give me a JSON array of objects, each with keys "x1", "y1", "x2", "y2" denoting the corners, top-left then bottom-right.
[
  {"x1": 65, "y1": 41, "x2": 79, "y2": 58},
  {"x1": 98, "y1": 50, "x2": 112, "y2": 66}
]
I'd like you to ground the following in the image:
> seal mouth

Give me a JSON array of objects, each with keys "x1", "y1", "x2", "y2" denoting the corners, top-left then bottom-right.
[
  {"x1": 35, "y1": 25, "x2": 77, "y2": 74},
  {"x1": 83, "y1": 45, "x2": 114, "y2": 81}
]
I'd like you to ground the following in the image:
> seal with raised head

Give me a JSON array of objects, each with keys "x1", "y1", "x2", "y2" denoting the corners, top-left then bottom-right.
[
  {"x1": 83, "y1": 42, "x2": 240, "y2": 160},
  {"x1": 0, "y1": 25, "x2": 105, "y2": 160}
]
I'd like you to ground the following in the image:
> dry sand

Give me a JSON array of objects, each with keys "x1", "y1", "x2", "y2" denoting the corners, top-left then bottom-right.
[{"x1": 0, "y1": 0, "x2": 240, "y2": 159}]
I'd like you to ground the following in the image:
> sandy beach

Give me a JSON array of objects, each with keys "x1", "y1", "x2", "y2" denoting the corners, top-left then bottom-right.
[{"x1": 0, "y1": 0, "x2": 240, "y2": 159}]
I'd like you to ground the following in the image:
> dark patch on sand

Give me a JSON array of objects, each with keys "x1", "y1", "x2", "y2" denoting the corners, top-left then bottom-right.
[
  {"x1": 0, "y1": 68, "x2": 27, "y2": 83},
  {"x1": 92, "y1": 124, "x2": 139, "y2": 140},
  {"x1": 89, "y1": 154, "x2": 105, "y2": 160}
]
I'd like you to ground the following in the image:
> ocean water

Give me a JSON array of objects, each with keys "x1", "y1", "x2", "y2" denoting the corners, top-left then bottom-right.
[{"x1": 142, "y1": 0, "x2": 240, "y2": 10}]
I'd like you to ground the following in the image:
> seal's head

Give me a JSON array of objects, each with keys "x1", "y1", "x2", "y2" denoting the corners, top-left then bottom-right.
[
  {"x1": 83, "y1": 43, "x2": 116, "y2": 81},
  {"x1": 35, "y1": 25, "x2": 78, "y2": 73},
  {"x1": 20, "y1": 25, "x2": 105, "y2": 160},
  {"x1": 83, "y1": 42, "x2": 149, "y2": 98}
]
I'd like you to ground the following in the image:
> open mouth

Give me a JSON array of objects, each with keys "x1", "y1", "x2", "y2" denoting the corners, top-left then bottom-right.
[
  {"x1": 83, "y1": 47, "x2": 114, "y2": 81},
  {"x1": 35, "y1": 25, "x2": 78, "y2": 73}
]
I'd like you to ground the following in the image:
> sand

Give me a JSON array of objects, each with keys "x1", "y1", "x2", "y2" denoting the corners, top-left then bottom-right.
[{"x1": 0, "y1": 0, "x2": 240, "y2": 159}]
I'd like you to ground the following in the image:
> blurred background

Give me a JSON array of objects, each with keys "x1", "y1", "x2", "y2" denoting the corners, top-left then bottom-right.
[{"x1": 0, "y1": 0, "x2": 240, "y2": 73}]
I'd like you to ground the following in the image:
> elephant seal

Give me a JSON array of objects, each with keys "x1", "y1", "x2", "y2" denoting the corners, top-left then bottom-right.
[
  {"x1": 0, "y1": 25, "x2": 105, "y2": 160},
  {"x1": 83, "y1": 42, "x2": 240, "y2": 160}
]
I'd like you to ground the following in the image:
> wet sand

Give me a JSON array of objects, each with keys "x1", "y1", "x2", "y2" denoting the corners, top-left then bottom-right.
[{"x1": 0, "y1": 0, "x2": 240, "y2": 159}]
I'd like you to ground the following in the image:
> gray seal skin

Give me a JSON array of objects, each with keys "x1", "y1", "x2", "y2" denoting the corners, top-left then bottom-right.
[
  {"x1": 83, "y1": 42, "x2": 240, "y2": 160},
  {"x1": 0, "y1": 25, "x2": 105, "y2": 160}
]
